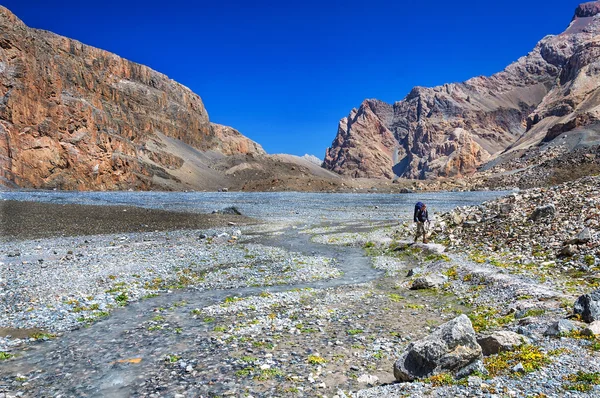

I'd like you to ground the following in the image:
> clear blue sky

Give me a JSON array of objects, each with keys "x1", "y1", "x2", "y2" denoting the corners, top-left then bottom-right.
[{"x1": 2, "y1": 0, "x2": 583, "y2": 158}]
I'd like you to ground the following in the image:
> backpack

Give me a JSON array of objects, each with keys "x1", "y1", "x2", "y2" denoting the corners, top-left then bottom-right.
[{"x1": 415, "y1": 202, "x2": 424, "y2": 212}]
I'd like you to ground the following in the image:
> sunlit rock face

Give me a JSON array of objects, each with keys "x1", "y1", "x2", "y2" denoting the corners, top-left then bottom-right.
[
  {"x1": 0, "y1": 6, "x2": 264, "y2": 190},
  {"x1": 324, "y1": 2, "x2": 600, "y2": 180}
]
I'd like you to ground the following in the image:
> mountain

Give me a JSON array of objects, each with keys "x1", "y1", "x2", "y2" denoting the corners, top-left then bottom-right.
[
  {"x1": 323, "y1": 1, "x2": 600, "y2": 180},
  {"x1": 0, "y1": 6, "x2": 264, "y2": 190}
]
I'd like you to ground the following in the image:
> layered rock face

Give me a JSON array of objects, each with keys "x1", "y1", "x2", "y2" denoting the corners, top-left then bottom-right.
[
  {"x1": 324, "y1": 2, "x2": 600, "y2": 179},
  {"x1": 0, "y1": 7, "x2": 264, "y2": 190}
]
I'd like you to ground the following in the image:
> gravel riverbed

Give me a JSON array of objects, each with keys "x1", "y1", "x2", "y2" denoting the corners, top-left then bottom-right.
[{"x1": 2, "y1": 187, "x2": 599, "y2": 397}]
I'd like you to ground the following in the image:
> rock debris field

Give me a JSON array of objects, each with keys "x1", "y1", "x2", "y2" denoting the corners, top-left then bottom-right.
[{"x1": 0, "y1": 180, "x2": 600, "y2": 397}]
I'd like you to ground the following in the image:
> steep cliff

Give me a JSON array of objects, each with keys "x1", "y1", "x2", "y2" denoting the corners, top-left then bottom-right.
[
  {"x1": 324, "y1": 1, "x2": 600, "y2": 180},
  {"x1": 0, "y1": 6, "x2": 264, "y2": 190}
]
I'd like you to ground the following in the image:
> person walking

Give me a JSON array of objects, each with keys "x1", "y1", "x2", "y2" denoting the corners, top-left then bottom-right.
[{"x1": 413, "y1": 202, "x2": 429, "y2": 244}]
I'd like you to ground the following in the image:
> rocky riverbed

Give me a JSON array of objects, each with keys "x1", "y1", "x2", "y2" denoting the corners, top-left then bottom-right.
[{"x1": 1, "y1": 183, "x2": 600, "y2": 397}]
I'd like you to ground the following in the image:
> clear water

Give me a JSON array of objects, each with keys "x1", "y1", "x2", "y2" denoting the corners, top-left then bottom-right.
[{"x1": 0, "y1": 190, "x2": 512, "y2": 222}]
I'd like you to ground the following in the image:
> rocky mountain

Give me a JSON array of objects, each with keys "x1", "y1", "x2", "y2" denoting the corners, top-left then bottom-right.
[
  {"x1": 323, "y1": 1, "x2": 600, "y2": 180},
  {"x1": 0, "y1": 6, "x2": 265, "y2": 190}
]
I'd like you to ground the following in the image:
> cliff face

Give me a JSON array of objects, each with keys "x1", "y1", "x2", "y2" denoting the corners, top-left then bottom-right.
[
  {"x1": 0, "y1": 6, "x2": 264, "y2": 190},
  {"x1": 323, "y1": 2, "x2": 600, "y2": 180}
]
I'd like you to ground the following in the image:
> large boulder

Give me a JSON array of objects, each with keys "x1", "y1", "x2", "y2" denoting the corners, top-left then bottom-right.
[
  {"x1": 393, "y1": 315, "x2": 483, "y2": 381},
  {"x1": 477, "y1": 331, "x2": 530, "y2": 356},
  {"x1": 574, "y1": 290, "x2": 600, "y2": 323}
]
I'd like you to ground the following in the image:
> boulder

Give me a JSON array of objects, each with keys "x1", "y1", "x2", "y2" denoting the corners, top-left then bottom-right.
[
  {"x1": 393, "y1": 315, "x2": 482, "y2": 381},
  {"x1": 528, "y1": 204, "x2": 556, "y2": 221},
  {"x1": 582, "y1": 321, "x2": 600, "y2": 337},
  {"x1": 574, "y1": 290, "x2": 600, "y2": 323},
  {"x1": 544, "y1": 319, "x2": 577, "y2": 336},
  {"x1": 410, "y1": 274, "x2": 448, "y2": 290},
  {"x1": 477, "y1": 331, "x2": 531, "y2": 356}
]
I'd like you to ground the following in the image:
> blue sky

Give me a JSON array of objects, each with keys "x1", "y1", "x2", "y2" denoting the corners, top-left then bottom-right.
[{"x1": 2, "y1": 0, "x2": 583, "y2": 157}]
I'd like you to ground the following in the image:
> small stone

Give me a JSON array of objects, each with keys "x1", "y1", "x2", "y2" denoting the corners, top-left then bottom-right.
[
  {"x1": 185, "y1": 365, "x2": 193, "y2": 372},
  {"x1": 512, "y1": 363, "x2": 525, "y2": 373},
  {"x1": 357, "y1": 374, "x2": 379, "y2": 385},
  {"x1": 468, "y1": 376, "x2": 483, "y2": 387}
]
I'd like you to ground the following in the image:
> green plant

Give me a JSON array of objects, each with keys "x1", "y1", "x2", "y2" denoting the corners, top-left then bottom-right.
[
  {"x1": 347, "y1": 329, "x2": 363, "y2": 336},
  {"x1": 388, "y1": 293, "x2": 403, "y2": 302},
  {"x1": 165, "y1": 354, "x2": 180, "y2": 363},
  {"x1": 31, "y1": 333, "x2": 56, "y2": 340},
  {"x1": 584, "y1": 255, "x2": 596, "y2": 266},
  {"x1": 0, "y1": 352, "x2": 14, "y2": 360},
  {"x1": 114, "y1": 292, "x2": 128, "y2": 306},
  {"x1": 307, "y1": 354, "x2": 327, "y2": 365},
  {"x1": 444, "y1": 266, "x2": 458, "y2": 280}
]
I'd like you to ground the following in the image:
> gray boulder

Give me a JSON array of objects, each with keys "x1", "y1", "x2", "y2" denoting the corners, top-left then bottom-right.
[
  {"x1": 528, "y1": 204, "x2": 556, "y2": 221},
  {"x1": 477, "y1": 331, "x2": 530, "y2": 356},
  {"x1": 410, "y1": 274, "x2": 448, "y2": 290},
  {"x1": 544, "y1": 319, "x2": 576, "y2": 336},
  {"x1": 393, "y1": 315, "x2": 482, "y2": 381},
  {"x1": 574, "y1": 290, "x2": 600, "y2": 323}
]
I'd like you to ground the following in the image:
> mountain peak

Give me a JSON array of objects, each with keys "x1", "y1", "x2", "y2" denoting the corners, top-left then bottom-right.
[{"x1": 574, "y1": 1, "x2": 600, "y2": 19}]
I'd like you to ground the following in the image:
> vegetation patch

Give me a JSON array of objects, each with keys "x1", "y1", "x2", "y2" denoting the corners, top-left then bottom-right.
[
  {"x1": 0, "y1": 352, "x2": 14, "y2": 360},
  {"x1": 468, "y1": 306, "x2": 514, "y2": 332},
  {"x1": 256, "y1": 368, "x2": 284, "y2": 381},
  {"x1": 484, "y1": 345, "x2": 551, "y2": 378},
  {"x1": 423, "y1": 373, "x2": 455, "y2": 387},
  {"x1": 562, "y1": 371, "x2": 600, "y2": 392}
]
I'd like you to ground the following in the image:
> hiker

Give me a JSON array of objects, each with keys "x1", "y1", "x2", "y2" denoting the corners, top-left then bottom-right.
[{"x1": 413, "y1": 202, "x2": 429, "y2": 244}]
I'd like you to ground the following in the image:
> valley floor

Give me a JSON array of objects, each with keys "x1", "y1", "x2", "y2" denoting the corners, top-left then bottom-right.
[{"x1": 0, "y1": 180, "x2": 599, "y2": 397}]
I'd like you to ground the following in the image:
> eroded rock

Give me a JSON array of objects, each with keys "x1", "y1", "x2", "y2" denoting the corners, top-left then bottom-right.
[
  {"x1": 477, "y1": 331, "x2": 531, "y2": 356},
  {"x1": 574, "y1": 290, "x2": 600, "y2": 323},
  {"x1": 393, "y1": 315, "x2": 482, "y2": 381}
]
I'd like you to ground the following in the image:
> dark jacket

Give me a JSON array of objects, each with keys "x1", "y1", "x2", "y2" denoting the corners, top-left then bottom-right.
[{"x1": 415, "y1": 208, "x2": 429, "y2": 223}]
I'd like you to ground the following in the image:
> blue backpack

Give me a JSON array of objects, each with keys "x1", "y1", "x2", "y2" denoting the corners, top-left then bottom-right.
[{"x1": 414, "y1": 202, "x2": 424, "y2": 222}]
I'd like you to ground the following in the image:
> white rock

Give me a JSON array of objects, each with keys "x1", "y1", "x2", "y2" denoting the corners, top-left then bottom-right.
[{"x1": 357, "y1": 374, "x2": 379, "y2": 385}]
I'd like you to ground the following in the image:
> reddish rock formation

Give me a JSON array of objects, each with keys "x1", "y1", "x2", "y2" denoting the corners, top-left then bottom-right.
[
  {"x1": 0, "y1": 6, "x2": 264, "y2": 190},
  {"x1": 324, "y1": 2, "x2": 600, "y2": 179}
]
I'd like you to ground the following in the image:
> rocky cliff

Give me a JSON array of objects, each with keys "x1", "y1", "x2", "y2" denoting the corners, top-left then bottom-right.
[
  {"x1": 323, "y1": 2, "x2": 600, "y2": 180},
  {"x1": 0, "y1": 6, "x2": 264, "y2": 190}
]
